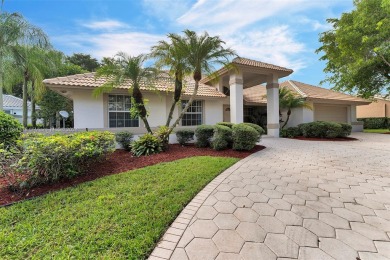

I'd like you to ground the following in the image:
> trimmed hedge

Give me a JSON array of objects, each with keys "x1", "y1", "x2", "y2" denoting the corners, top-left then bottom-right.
[
  {"x1": 216, "y1": 122, "x2": 234, "y2": 128},
  {"x1": 195, "y1": 125, "x2": 214, "y2": 147},
  {"x1": 6, "y1": 131, "x2": 115, "y2": 190},
  {"x1": 300, "y1": 121, "x2": 350, "y2": 138},
  {"x1": 115, "y1": 131, "x2": 133, "y2": 151},
  {"x1": 339, "y1": 123, "x2": 352, "y2": 137},
  {"x1": 0, "y1": 111, "x2": 23, "y2": 147},
  {"x1": 281, "y1": 127, "x2": 301, "y2": 138},
  {"x1": 176, "y1": 130, "x2": 194, "y2": 145},
  {"x1": 358, "y1": 117, "x2": 389, "y2": 129},
  {"x1": 232, "y1": 123, "x2": 259, "y2": 151},
  {"x1": 212, "y1": 125, "x2": 232, "y2": 150}
]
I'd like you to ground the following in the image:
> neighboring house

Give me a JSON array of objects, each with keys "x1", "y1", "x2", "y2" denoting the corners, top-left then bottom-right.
[
  {"x1": 3, "y1": 94, "x2": 40, "y2": 125},
  {"x1": 43, "y1": 57, "x2": 369, "y2": 137},
  {"x1": 356, "y1": 96, "x2": 390, "y2": 118}
]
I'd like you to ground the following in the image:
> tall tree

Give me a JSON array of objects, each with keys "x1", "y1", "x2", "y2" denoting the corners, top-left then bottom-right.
[
  {"x1": 317, "y1": 0, "x2": 390, "y2": 98},
  {"x1": 151, "y1": 33, "x2": 191, "y2": 127},
  {"x1": 279, "y1": 87, "x2": 312, "y2": 129},
  {"x1": 94, "y1": 53, "x2": 157, "y2": 133},
  {"x1": 167, "y1": 30, "x2": 235, "y2": 134},
  {"x1": 67, "y1": 53, "x2": 100, "y2": 72}
]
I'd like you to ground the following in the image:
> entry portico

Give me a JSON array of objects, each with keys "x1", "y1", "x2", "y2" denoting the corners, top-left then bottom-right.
[{"x1": 201, "y1": 57, "x2": 293, "y2": 137}]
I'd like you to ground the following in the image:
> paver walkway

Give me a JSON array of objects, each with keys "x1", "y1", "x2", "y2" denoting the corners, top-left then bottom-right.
[{"x1": 149, "y1": 133, "x2": 390, "y2": 260}]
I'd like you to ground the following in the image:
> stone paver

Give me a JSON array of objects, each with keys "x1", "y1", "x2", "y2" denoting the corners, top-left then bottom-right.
[{"x1": 149, "y1": 133, "x2": 390, "y2": 259}]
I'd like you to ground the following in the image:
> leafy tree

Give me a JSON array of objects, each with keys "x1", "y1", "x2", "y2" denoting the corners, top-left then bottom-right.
[
  {"x1": 164, "y1": 30, "x2": 235, "y2": 136},
  {"x1": 67, "y1": 53, "x2": 100, "y2": 72},
  {"x1": 317, "y1": 0, "x2": 390, "y2": 98},
  {"x1": 279, "y1": 87, "x2": 312, "y2": 129},
  {"x1": 94, "y1": 53, "x2": 157, "y2": 133},
  {"x1": 151, "y1": 33, "x2": 191, "y2": 127}
]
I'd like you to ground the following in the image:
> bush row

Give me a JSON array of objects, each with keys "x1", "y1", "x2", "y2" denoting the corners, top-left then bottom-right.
[
  {"x1": 176, "y1": 122, "x2": 263, "y2": 151},
  {"x1": 357, "y1": 117, "x2": 389, "y2": 129},
  {"x1": 2, "y1": 131, "x2": 115, "y2": 190},
  {"x1": 281, "y1": 121, "x2": 352, "y2": 138}
]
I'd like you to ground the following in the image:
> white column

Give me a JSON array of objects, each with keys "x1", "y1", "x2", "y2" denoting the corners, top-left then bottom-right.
[
  {"x1": 266, "y1": 74, "x2": 280, "y2": 137},
  {"x1": 229, "y1": 72, "x2": 243, "y2": 124}
]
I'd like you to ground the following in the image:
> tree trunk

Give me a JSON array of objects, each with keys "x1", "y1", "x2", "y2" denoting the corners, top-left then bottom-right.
[
  {"x1": 165, "y1": 77, "x2": 183, "y2": 127},
  {"x1": 31, "y1": 82, "x2": 36, "y2": 127},
  {"x1": 132, "y1": 84, "x2": 152, "y2": 133},
  {"x1": 22, "y1": 76, "x2": 28, "y2": 127},
  {"x1": 168, "y1": 80, "x2": 200, "y2": 135},
  {"x1": 282, "y1": 109, "x2": 292, "y2": 129}
]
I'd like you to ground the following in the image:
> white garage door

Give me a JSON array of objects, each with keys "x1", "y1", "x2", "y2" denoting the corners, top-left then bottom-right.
[{"x1": 314, "y1": 104, "x2": 348, "y2": 123}]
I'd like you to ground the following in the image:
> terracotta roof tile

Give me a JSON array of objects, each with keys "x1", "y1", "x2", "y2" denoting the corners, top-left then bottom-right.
[
  {"x1": 43, "y1": 73, "x2": 226, "y2": 98},
  {"x1": 243, "y1": 80, "x2": 370, "y2": 105},
  {"x1": 233, "y1": 57, "x2": 293, "y2": 73}
]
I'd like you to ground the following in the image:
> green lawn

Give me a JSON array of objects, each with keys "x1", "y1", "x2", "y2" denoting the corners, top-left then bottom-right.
[
  {"x1": 363, "y1": 128, "x2": 390, "y2": 133},
  {"x1": 0, "y1": 156, "x2": 238, "y2": 260}
]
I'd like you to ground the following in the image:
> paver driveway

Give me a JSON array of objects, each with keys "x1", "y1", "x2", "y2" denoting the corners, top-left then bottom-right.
[{"x1": 149, "y1": 133, "x2": 390, "y2": 260}]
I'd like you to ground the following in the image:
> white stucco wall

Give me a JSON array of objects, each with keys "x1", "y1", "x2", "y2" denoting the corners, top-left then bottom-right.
[
  {"x1": 283, "y1": 102, "x2": 314, "y2": 128},
  {"x1": 204, "y1": 99, "x2": 224, "y2": 125},
  {"x1": 143, "y1": 93, "x2": 167, "y2": 127},
  {"x1": 73, "y1": 90, "x2": 104, "y2": 129}
]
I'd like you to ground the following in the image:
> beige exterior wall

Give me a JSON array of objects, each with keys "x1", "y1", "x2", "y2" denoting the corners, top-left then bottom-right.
[
  {"x1": 357, "y1": 99, "x2": 390, "y2": 118},
  {"x1": 73, "y1": 89, "x2": 105, "y2": 129}
]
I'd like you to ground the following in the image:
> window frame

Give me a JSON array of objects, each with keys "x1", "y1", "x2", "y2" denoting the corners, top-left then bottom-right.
[
  {"x1": 108, "y1": 94, "x2": 140, "y2": 128},
  {"x1": 181, "y1": 100, "x2": 204, "y2": 126}
]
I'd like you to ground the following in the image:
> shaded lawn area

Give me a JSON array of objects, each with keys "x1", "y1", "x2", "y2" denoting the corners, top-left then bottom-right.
[
  {"x1": 363, "y1": 129, "x2": 390, "y2": 134},
  {"x1": 0, "y1": 156, "x2": 238, "y2": 260}
]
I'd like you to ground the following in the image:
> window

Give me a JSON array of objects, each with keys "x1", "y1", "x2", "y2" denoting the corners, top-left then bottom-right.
[
  {"x1": 108, "y1": 95, "x2": 139, "y2": 128},
  {"x1": 181, "y1": 100, "x2": 203, "y2": 126}
]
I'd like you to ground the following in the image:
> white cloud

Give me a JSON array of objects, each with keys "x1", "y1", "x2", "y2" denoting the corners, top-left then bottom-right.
[
  {"x1": 81, "y1": 19, "x2": 129, "y2": 31},
  {"x1": 53, "y1": 32, "x2": 163, "y2": 58},
  {"x1": 298, "y1": 17, "x2": 332, "y2": 31},
  {"x1": 142, "y1": 0, "x2": 193, "y2": 21}
]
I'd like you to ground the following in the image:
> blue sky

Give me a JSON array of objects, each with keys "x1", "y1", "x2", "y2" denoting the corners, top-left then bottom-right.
[{"x1": 4, "y1": 0, "x2": 354, "y2": 88}]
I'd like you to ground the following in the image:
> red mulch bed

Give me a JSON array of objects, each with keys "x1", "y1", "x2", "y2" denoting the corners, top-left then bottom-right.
[
  {"x1": 0, "y1": 144, "x2": 265, "y2": 207},
  {"x1": 289, "y1": 136, "x2": 358, "y2": 141}
]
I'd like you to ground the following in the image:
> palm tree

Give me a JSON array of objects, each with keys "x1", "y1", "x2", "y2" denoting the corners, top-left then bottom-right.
[
  {"x1": 279, "y1": 87, "x2": 312, "y2": 129},
  {"x1": 150, "y1": 33, "x2": 191, "y2": 127},
  {"x1": 168, "y1": 30, "x2": 236, "y2": 133},
  {"x1": 0, "y1": 11, "x2": 50, "y2": 112},
  {"x1": 94, "y1": 53, "x2": 157, "y2": 133}
]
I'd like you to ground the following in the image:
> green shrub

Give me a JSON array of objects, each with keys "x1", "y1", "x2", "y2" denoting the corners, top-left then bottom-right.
[
  {"x1": 212, "y1": 125, "x2": 232, "y2": 150},
  {"x1": 195, "y1": 125, "x2": 214, "y2": 147},
  {"x1": 216, "y1": 122, "x2": 234, "y2": 128},
  {"x1": 176, "y1": 130, "x2": 194, "y2": 145},
  {"x1": 8, "y1": 131, "x2": 115, "y2": 190},
  {"x1": 300, "y1": 121, "x2": 343, "y2": 138},
  {"x1": 131, "y1": 134, "x2": 162, "y2": 157},
  {"x1": 154, "y1": 126, "x2": 170, "y2": 151},
  {"x1": 338, "y1": 123, "x2": 352, "y2": 137},
  {"x1": 232, "y1": 123, "x2": 259, "y2": 151},
  {"x1": 281, "y1": 127, "x2": 301, "y2": 138},
  {"x1": 358, "y1": 117, "x2": 389, "y2": 129},
  {"x1": 243, "y1": 123, "x2": 265, "y2": 136},
  {"x1": 115, "y1": 131, "x2": 134, "y2": 151},
  {"x1": 0, "y1": 111, "x2": 23, "y2": 147}
]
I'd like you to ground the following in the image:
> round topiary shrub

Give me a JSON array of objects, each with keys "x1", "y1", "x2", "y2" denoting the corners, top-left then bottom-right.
[
  {"x1": 176, "y1": 130, "x2": 194, "y2": 145},
  {"x1": 0, "y1": 111, "x2": 23, "y2": 147},
  {"x1": 195, "y1": 125, "x2": 214, "y2": 147},
  {"x1": 338, "y1": 123, "x2": 352, "y2": 137},
  {"x1": 232, "y1": 123, "x2": 259, "y2": 151},
  {"x1": 212, "y1": 125, "x2": 232, "y2": 150},
  {"x1": 281, "y1": 126, "x2": 301, "y2": 138},
  {"x1": 216, "y1": 122, "x2": 234, "y2": 128},
  {"x1": 242, "y1": 123, "x2": 265, "y2": 136},
  {"x1": 115, "y1": 131, "x2": 134, "y2": 151}
]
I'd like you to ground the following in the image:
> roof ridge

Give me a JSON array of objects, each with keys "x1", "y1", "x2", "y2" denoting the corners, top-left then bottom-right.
[
  {"x1": 287, "y1": 80, "x2": 307, "y2": 98},
  {"x1": 291, "y1": 80, "x2": 356, "y2": 97},
  {"x1": 233, "y1": 57, "x2": 293, "y2": 72}
]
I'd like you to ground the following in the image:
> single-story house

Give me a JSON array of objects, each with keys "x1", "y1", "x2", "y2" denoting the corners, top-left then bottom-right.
[
  {"x1": 43, "y1": 57, "x2": 369, "y2": 137},
  {"x1": 3, "y1": 94, "x2": 40, "y2": 124},
  {"x1": 357, "y1": 96, "x2": 390, "y2": 118}
]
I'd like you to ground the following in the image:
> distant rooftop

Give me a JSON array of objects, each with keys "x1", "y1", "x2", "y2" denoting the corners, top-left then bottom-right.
[{"x1": 3, "y1": 94, "x2": 37, "y2": 109}]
